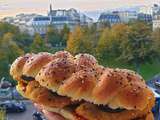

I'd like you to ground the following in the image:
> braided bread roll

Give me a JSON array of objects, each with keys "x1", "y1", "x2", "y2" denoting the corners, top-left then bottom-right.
[
  {"x1": 10, "y1": 52, "x2": 76, "y2": 108},
  {"x1": 10, "y1": 51, "x2": 155, "y2": 120}
]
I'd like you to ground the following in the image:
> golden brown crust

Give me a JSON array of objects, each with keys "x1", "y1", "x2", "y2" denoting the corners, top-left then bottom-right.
[
  {"x1": 10, "y1": 53, "x2": 34, "y2": 81},
  {"x1": 92, "y1": 68, "x2": 153, "y2": 110},
  {"x1": 22, "y1": 52, "x2": 53, "y2": 78},
  {"x1": 92, "y1": 68, "x2": 128, "y2": 105},
  {"x1": 74, "y1": 53, "x2": 98, "y2": 71},
  {"x1": 35, "y1": 57, "x2": 76, "y2": 92},
  {"x1": 53, "y1": 51, "x2": 74, "y2": 60},
  {"x1": 58, "y1": 69, "x2": 97, "y2": 102},
  {"x1": 10, "y1": 51, "x2": 155, "y2": 112},
  {"x1": 75, "y1": 100, "x2": 154, "y2": 120},
  {"x1": 17, "y1": 80, "x2": 73, "y2": 108}
]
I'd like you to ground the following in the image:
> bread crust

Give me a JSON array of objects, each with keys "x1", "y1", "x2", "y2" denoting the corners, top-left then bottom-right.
[
  {"x1": 10, "y1": 51, "x2": 155, "y2": 114},
  {"x1": 75, "y1": 102, "x2": 154, "y2": 120},
  {"x1": 74, "y1": 53, "x2": 98, "y2": 71},
  {"x1": 92, "y1": 68, "x2": 152, "y2": 110},
  {"x1": 58, "y1": 69, "x2": 97, "y2": 102},
  {"x1": 22, "y1": 52, "x2": 53, "y2": 78},
  {"x1": 43, "y1": 102, "x2": 154, "y2": 120},
  {"x1": 10, "y1": 53, "x2": 33, "y2": 81},
  {"x1": 17, "y1": 80, "x2": 73, "y2": 108},
  {"x1": 35, "y1": 57, "x2": 76, "y2": 92}
]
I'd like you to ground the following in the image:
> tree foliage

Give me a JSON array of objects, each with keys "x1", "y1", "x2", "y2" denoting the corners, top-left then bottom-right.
[
  {"x1": 84, "y1": 24, "x2": 100, "y2": 54},
  {"x1": 66, "y1": 25, "x2": 99, "y2": 55},
  {"x1": 45, "y1": 26, "x2": 62, "y2": 47},
  {"x1": 0, "y1": 32, "x2": 24, "y2": 82},
  {"x1": 30, "y1": 33, "x2": 46, "y2": 53},
  {"x1": 66, "y1": 26, "x2": 84, "y2": 54},
  {"x1": 152, "y1": 28, "x2": 160, "y2": 55},
  {"x1": 60, "y1": 24, "x2": 70, "y2": 46},
  {"x1": 14, "y1": 33, "x2": 33, "y2": 52},
  {"x1": 0, "y1": 22, "x2": 19, "y2": 37},
  {"x1": 96, "y1": 28, "x2": 111, "y2": 59},
  {"x1": 119, "y1": 21, "x2": 156, "y2": 72},
  {"x1": 96, "y1": 24, "x2": 129, "y2": 60}
]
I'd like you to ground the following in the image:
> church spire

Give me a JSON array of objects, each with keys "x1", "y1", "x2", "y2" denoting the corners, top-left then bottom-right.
[
  {"x1": 49, "y1": 3, "x2": 53, "y2": 24},
  {"x1": 50, "y1": 4, "x2": 52, "y2": 12}
]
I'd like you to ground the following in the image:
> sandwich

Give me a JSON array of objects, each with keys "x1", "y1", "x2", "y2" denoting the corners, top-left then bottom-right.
[{"x1": 10, "y1": 51, "x2": 155, "y2": 120}]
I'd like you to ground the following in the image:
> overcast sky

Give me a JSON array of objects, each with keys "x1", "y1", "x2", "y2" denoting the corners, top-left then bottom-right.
[{"x1": 0, "y1": 0, "x2": 160, "y2": 18}]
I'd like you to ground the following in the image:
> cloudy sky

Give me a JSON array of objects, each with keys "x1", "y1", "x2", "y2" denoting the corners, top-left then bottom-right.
[{"x1": 0, "y1": 0, "x2": 160, "y2": 18}]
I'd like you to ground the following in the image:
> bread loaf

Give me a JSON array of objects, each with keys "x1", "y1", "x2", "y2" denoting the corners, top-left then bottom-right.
[
  {"x1": 10, "y1": 51, "x2": 155, "y2": 120},
  {"x1": 10, "y1": 51, "x2": 154, "y2": 111}
]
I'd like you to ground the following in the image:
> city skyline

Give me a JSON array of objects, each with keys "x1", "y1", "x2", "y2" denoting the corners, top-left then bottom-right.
[{"x1": 0, "y1": 0, "x2": 160, "y2": 19}]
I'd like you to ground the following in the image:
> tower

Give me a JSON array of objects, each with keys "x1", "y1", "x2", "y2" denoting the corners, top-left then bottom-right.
[
  {"x1": 50, "y1": 4, "x2": 52, "y2": 13},
  {"x1": 49, "y1": 3, "x2": 53, "y2": 24}
]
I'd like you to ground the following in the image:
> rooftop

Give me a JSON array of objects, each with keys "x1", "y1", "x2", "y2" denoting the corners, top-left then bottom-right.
[
  {"x1": 99, "y1": 13, "x2": 120, "y2": 20},
  {"x1": 33, "y1": 16, "x2": 50, "y2": 21}
]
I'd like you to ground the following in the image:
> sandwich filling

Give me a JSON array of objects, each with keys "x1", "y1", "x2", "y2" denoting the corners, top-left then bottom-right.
[{"x1": 21, "y1": 75, "x2": 35, "y2": 81}]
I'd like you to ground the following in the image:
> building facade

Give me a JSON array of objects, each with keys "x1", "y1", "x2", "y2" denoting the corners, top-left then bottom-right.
[
  {"x1": 98, "y1": 12, "x2": 121, "y2": 26},
  {"x1": 80, "y1": 13, "x2": 93, "y2": 26},
  {"x1": 2, "y1": 5, "x2": 93, "y2": 35},
  {"x1": 116, "y1": 11, "x2": 138, "y2": 23},
  {"x1": 98, "y1": 11, "x2": 138, "y2": 25},
  {"x1": 137, "y1": 13, "x2": 152, "y2": 22},
  {"x1": 28, "y1": 4, "x2": 93, "y2": 35},
  {"x1": 2, "y1": 13, "x2": 41, "y2": 33},
  {"x1": 27, "y1": 16, "x2": 51, "y2": 35},
  {"x1": 139, "y1": 4, "x2": 160, "y2": 16},
  {"x1": 49, "y1": 9, "x2": 80, "y2": 31},
  {"x1": 153, "y1": 13, "x2": 160, "y2": 30},
  {"x1": 48, "y1": 5, "x2": 93, "y2": 30}
]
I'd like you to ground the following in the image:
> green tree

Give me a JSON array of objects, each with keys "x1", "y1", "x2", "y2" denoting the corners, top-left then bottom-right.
[
  {"x1": 0, "y1": 33, "x2": 24, "y2": 62},
  {"x1": 110, "y1": 24, "x2": 129, "y2": 57},
  {"x1": 78, "y1": 25, "x2": 99, "y2": 55},
  {"x1": 119, "y1": 21, "x2": 156, "y2": 73},
  {"x1": 98, "y1": 21, "x2": 111, "y2": 30},
  {"x1": 0, "y1": 32, "x2": 24, "y2": 82},
  {"x1": 60, "y1": 24, "x2": 70, "y2": 46},
  {"x1": 14, "y1": 33, "x2": 33, "y2": 52},
  {"x1": 45, "y1": 26, "x2": 61, "y2": 47},
  {"x1": 66, "y1": 26, "x2": 84, "y2": 54},
  {"x1": 0, "y1": 22, "x2": 19, "y2": 36},
  {"x1": 152, "y1": 28, "x2": 160, "y2": 55},
  {"x1": 96, "y1": 24, "x2": 129, "y2": 60},
  {"x1": 96, "y1": 28, "x2": 111, "y2": 59},
  {"x1": 30, "y1": 33, "x2": 46, "y2": 53},
  {"x1": 0, "y1": 22, "x2": 33, "y2": 53}
]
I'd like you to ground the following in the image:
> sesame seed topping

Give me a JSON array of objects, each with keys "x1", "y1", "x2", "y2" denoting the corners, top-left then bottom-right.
[{"x1": 81, "y1": 80, "x2": 85, "y2": 84}]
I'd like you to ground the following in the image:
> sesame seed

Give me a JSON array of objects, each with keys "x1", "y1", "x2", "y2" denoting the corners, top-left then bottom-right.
[
  {"x1": 42, "y1": 79, "x2": 44, "y2": 82},
  {"x1": 81, "y1": 80, "x2": 85, "y2": 84}
]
